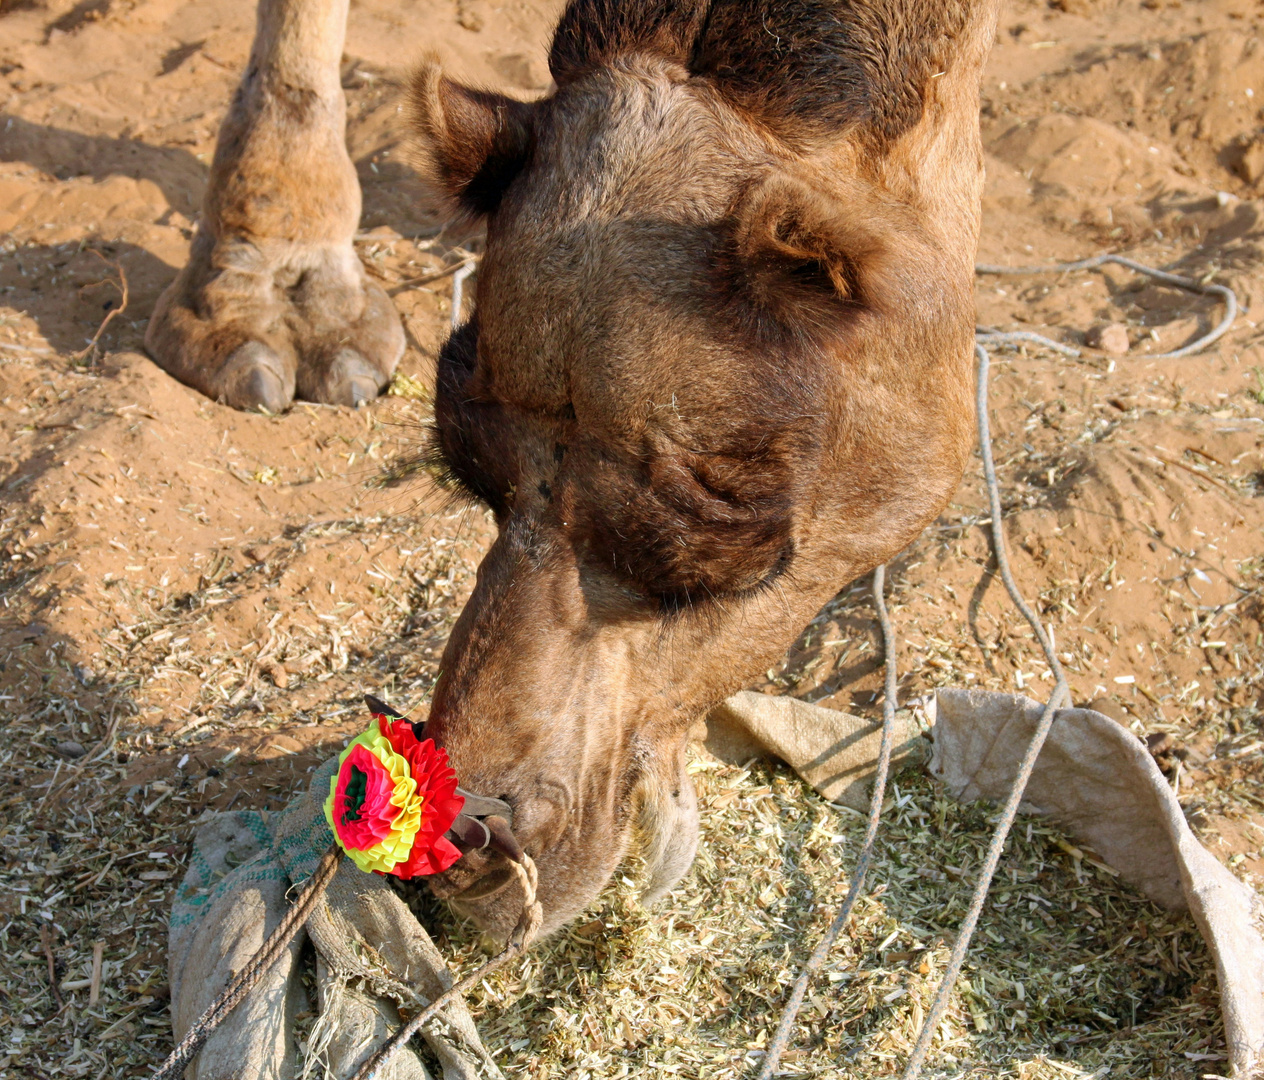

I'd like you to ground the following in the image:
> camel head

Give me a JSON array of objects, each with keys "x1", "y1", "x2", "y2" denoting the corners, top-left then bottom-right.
[{"x1": 411, "y1": 0, "x2": 1001, "y2": 939}]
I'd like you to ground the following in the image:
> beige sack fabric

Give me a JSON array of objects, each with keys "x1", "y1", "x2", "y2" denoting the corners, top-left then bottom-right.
[
  {"x1": 930, "y1": 689, "x2": 1264, "y2": 1079},
  {"x1": 700, "y1": 690, "x2": 926, "y2": 808},
  {"x1": 169, "y1": 759, "x2": 503, "y2": 1080},
  {"x1": 169, "y1": 813, "x2": 307, "y2": 1080}
]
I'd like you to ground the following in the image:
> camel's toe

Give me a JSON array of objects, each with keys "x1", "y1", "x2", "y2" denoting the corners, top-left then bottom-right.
[
  {"x1": 326, "y1": 348, "x2": 388, "y2": 408},
  {"x1": 220, "y1": 343, "x2": 292, "y2": 414}
]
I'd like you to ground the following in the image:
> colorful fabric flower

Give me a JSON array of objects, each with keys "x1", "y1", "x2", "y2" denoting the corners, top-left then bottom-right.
[{"x1": 324, "y1": 699, "x2": 464, "y2": 878}]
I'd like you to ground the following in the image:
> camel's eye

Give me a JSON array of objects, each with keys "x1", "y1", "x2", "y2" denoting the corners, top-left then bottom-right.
[
  {"x1": 430, "y1": 321, "x2": 514, "y2": 516},
  {"x1": 564, "y1": 419, "x2": 809, "y2": 607}
]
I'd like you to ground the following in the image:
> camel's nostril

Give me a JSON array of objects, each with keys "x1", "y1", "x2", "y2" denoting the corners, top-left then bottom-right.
[{"x1": 483, "y1": 815, "x2": 524, "y2": 863}]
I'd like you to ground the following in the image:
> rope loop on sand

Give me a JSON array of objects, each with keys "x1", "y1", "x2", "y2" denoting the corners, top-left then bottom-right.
[
  {"x1": 976, "y1": 254, "x2": 1237, "y2": 360},
  {"x1": 896, "y1": 344, "x2": 1071, "y2": 1080}
]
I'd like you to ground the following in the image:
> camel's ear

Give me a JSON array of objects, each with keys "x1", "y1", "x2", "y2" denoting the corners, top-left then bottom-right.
[
  {"x1": 731, "y1": 169, "x2": 938, "y2": 330},
  {"x1": 732, "y1": 171, "x2": 894, "y2": 309},
  {"x1": 407, "y1": 59, "x2": 535, "y2": 217}
]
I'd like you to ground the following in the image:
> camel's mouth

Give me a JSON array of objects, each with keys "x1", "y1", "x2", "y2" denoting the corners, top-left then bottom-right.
[
  {"x1": 427, "y1": 838, "x2": 519, "y2": 907},
  {"x1": 440, "y1": 859, "x2": 528, "y2": 939},
  {"x1": 450, "y1": 862, "x2": 515, "y2": 903}
]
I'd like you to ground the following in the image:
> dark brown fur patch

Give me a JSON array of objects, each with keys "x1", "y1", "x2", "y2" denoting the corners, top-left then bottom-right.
[
  {"x1": 692, "y1": 0, "x2": 974, "y2": 142},
  {"x1": 430, "y1": 318, "x2": 555, "y2": 517},
  {"x1": 567, "y1": 426, "x2": 805, "y2": 603},
  {"x1": 549, "y1": 0, "x2": 711, "y2": 82},
  {"x1": 548, "y1": 0, "x2": 974, "y2": 144}
]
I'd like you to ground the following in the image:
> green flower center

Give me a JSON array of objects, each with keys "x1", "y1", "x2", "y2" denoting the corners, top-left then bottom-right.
[{"x1": 341, "y1": 764, "x2": 369, "y2": 823}]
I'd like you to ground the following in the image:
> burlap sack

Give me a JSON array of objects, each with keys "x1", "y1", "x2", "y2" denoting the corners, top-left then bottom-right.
[
  {"x1": 169, "y1": 759, "x2": 503, "y2": 1080},
  {"x1": 700, "y1": 690, "x2": 926, "y2": 808}
]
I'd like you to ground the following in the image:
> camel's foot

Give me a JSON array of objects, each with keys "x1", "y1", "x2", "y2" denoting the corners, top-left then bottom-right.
[{"x1": 145, "y1": 239, "x2": 404, "y2": 412}]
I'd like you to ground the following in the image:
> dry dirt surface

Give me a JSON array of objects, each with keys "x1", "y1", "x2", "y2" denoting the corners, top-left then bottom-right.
[{"x1": 1, "y1": 0, "x2": 1263, "y2": 1077}]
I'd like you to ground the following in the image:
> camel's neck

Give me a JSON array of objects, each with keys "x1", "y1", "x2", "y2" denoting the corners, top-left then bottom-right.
[{"x1": 248, "y1": 0, "x2": 349, "y2": 98}]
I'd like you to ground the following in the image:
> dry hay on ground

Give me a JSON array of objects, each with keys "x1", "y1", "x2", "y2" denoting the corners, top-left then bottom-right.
[
  {"x1": 0, "y1": 707, "x2": 1231, "y2": 1079},
  {"x1": 437, "y1": 758, "x2": 1222, "y2": 1080}
]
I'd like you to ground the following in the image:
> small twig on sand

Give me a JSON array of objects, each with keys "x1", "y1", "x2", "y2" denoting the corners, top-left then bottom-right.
[
  {"x1": 89, "y1": 941, "x2": 105, "y2": 1008},
  {"x1": 386, "y1": 253, "x2": 478, "y2": 296},
  {"x1": 73, "y1": 251, "x2": 130, "y2": 363},
  {"x1": 199, "y1": 48, "x2": 235, "y2": 70},
  {"x1": 41, "y1": 925, "x2": 64, "y2": 1012},
  {"x1": 43, "y1": 700, "x2": 128, "y2": 813},
  {"x1": 34, "y1": 759, "x2": 63, "y2": 818},
  {"x1": 1137, "y1": 445, "x2": 1241, "y2": 498}
]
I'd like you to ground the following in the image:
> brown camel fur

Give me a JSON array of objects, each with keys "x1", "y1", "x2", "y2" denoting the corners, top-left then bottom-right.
[{"x1": 145, "y1": 0, "x2": 1002, "y2": 939}]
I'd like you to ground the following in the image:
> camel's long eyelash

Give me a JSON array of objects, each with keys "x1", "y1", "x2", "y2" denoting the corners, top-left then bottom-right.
[
  {"x1": 423, "y1": 423, "x2": 493, "y2": 509},
  {"x1": 429, "y1": 317, "x2": 511, "y2": 513}
]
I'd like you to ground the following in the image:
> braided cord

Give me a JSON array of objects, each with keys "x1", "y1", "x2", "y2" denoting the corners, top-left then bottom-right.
[
  {"x1": 351, "y1": 854, "x2": 543, "y2": 1080},
  {"x1": 151, "y1": 844, "x2": 342, "y2": 1080}
]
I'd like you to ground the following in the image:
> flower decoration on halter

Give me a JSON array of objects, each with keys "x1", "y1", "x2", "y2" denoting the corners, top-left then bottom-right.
[{"x1": 324, "y1": 696, "x2": 464, "y2": 877}]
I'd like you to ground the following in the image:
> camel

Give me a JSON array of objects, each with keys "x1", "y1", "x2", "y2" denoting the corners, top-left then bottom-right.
[{"x1": 147, "y1": 0, "x2": 1002, "y2": 939}]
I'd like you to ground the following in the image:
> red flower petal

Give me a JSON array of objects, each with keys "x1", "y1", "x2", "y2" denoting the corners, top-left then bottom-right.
[
  {"x1": 356, "y1": 704, "x2": 465, "y2": 879},
  {"x1": 376, "y1": 713, "x2": 415, "y2": 760},
  {"x1": 390, "y1": 834, "x2": 463, "y2": 878},
  {"x1": 332, "y1": 744, "x2": 397, "y2": 851}
]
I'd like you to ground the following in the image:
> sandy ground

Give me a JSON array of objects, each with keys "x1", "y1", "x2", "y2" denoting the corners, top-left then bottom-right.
[{"x1": 0, "y1": 0, "x2": 1262, "y2": 1076}]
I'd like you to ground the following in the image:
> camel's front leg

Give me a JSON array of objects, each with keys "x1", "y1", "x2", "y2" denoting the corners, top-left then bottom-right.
[{"x1": 145, "y1": 0, "x2": 403, "y2": 411}]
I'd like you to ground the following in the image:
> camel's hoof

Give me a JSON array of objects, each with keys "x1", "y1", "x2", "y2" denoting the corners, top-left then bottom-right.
[
  {"x1": 327, "y1": 348, "x2": 388, "y2": 408},
  {"x1": 221, "y1": 343, "x2": 292, "y2": 414}
]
